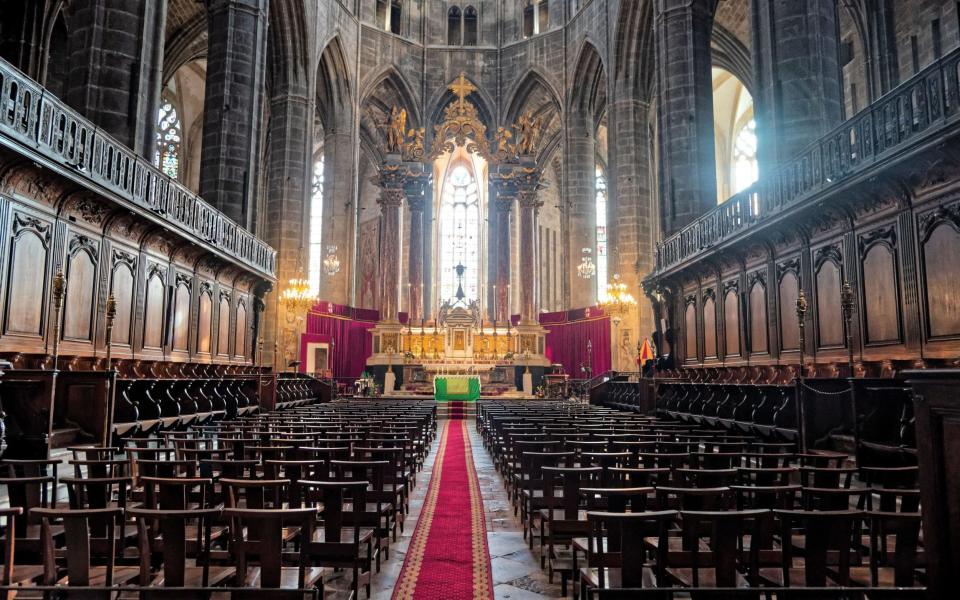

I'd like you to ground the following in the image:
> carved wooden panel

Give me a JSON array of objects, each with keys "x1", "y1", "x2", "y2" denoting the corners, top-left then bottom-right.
[
  {"x1": 217, "y1": 295, "x2": 230, "y2": 356},
  {"x1": 63, "y1": 243, "x2": 97, "y2": 341},
  {"x1": 703, "y1": 293, "x2": 717, "y2": 359},
  {"x1": 724, "y1": 288, "x2": 740, "y2": 357},
  {"x1": 143, "y1": 270, "x2": 165, "y2": 349},
  {"x1": 110, "y1": 263, "x2": 134, "y2": 346},
  {"x1": 5, "y1": 215, "x2": 50, "y2": 336},
  {"x1": 861, "y1": 240, "x2": 901, "y2": 344},
  {"x1": 197, "y1": 289, "x2": 212, "y2": 353},
  {"x1": 779, "y1": 271, "x2": 800, "y2": 351},
  {"x1": 684, "y1": 300, "x2": 697, "y2": 361},
  {"x1": 749, "y1": 278, "x2": 768, "y2": 353},
  {"x1": 236, "y1": 301, "x2": 247, "y2": 358},
  {"x1": 922, "y1": 223, "x2": 960, "y2": 338},
  {"x1": 815, "y1": 254, "x2": 844, "y2": 348},
  {"x1": 172, "y1": 282, "x2": 190, "y2": 351}
]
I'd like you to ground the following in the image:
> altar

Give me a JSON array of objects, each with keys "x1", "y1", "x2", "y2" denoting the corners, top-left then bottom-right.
[{"x1": 434, "y1": 375, "x2": 481, "y2": 401}]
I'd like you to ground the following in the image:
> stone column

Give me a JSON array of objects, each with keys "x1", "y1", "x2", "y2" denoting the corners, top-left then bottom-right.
[
  {"x1": 404, "y1": 168, "x2": 431, "y2": 323},
  {"x1": 490, "y1": 175, "x2": 517, "y2": 324},
  {"x1": 654, "y1": 0, "x2": 717, "y2": 235},
  {"x1": 751, "y1": 0, "x2": 844, "y2": 174},
  {"x1": 66, "y1": 0, "x2": 167, "y2": 157},
  {"x1": 517, "y1": 188, "x2": 542, "y2": 325},
  {"x1": 376, "y1": 168, "x2": 405, "y2": 324},
  {"x1": 199, "y1": 0, "x2": 269, "y2": 229},
  {"x1": 567, "y1": 116, "x2": 597, "y2": 309}
]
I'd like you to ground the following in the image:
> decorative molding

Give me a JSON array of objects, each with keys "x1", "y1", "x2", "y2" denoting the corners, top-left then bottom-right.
[
  {"x1": 777, "y1": 258, "x2": 801, "y2": 281},
  {"x1": 748, "y1": 271, "x2": 766, "y2": 289},
  {"x1": 68, "y1": 234, "x2": 97, "y2": 257},
  {"x1": 723, "y1": 280, "x2": 739, "y2": 296},
  {"x1": 918, "y1": 201, "x2": 960, "y2": 242},
  {"x1": 175, "y1": 273, "x2": 192, "y2": 288},
  {"x1": 858, "y1": 224, "x2": 898, "y2": 255},
  {"x1": 684, "y1": 294, "x2": 697, "y2": 306},
  {"x1": 199, "y1": 281, "x2": 213, "y2": 296},
  {"x1": 12, "y1": 212, "x2": 51, "y2": 242},
  {"x1": 814, "y1": 244, "x2": 843, "y2": 271},
  {"x1": 702, "y1": 288, "x2": 716, "y2": 302},
  {"x1": 146, "y1": 262, "x2": 166, "y2": 282},
  {"x1": 112, "y1": 249, "x2": 137, "y2": 271}
]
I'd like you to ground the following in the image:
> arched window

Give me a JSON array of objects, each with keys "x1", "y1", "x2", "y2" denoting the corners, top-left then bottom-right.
[
  {"x1": 732, "y1": 119, "x2": 758, "y2": 195},
  {"x1": 308, "y1": 156, "x2": 324, "y2": 296},
  {"x1": 712, "y1": 68, "x2": 756, "y2": 203},
  {"x1": 523, "y1": 2, "x2": 535, "y2": 38},
  {"x1": 537, "y1": 0, "x2": 549, "y2": 32},
  {"x1": 448, "y1": 6, "x2": 462, "y2": 45},
  {"x1": 439, "y1": 164, "x2": 481, "y2": 304},
  {"x1": 376, "y1": 0, "x2": 388, "y2": 29},
  {"x1": 595, "y1": 163, "x2": 608, "y2": 302},
  {"x1": 155, "y1": 100, "x2": 182, "y2": 179},
  {"x1": 464, "y1": 6, "x2": 478, "y2": 46},
  {"x1": 390, "y1": 0, "x2": 402, "y2": 34}
]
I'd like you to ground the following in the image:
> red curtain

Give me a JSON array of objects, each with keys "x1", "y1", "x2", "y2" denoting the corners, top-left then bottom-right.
[
  {"x1": 303, "y1": 303, "x2": 377, "y2": 379},
  {"x1": 541, "y1": 307, "x2": 611, "y2": 377}
]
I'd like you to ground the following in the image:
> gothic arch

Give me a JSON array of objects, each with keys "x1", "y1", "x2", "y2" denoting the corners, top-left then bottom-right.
[
  {"x1": 426, "y1": 74, "x2": 497, "y2": 135},
  {"x1": 267, "y1": 0, "x2": 310, "y2": 96},
  {"x1": 163, "y1": 3, "x2": 207, "y2": 83},
  {"x1": 316, "y1": 36, "x2": 353, "y2": 134},
  {"x1": 613, "y1": 0, "x2": 654, "y2": 99},
  {"x1": 711, "y1": 25, "x2": 754, "y2": 93},
  {"x1": 504, "y1": 69, "x2": 563, "y2": 163},
  {"x1": 569, "y1": 40, "x2": 607, "y2": 129},
  {"x1": 358, "y1": 67, "x2": 421, "y2": 164}
]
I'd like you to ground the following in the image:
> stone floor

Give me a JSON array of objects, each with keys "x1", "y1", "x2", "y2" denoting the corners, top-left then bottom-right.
[{"x1": 323, "y1": 418, "x2": 564, "y2": 599}]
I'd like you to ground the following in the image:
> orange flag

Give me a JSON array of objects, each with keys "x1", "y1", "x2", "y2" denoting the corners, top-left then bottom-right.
[{"x1": 638, "y1": 338, "x2": 656, "y2": 363}]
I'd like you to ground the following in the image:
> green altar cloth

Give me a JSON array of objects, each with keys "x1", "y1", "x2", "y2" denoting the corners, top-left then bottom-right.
[{"x1": 434, "y1": 376, "x2": 481, "y2": 401}]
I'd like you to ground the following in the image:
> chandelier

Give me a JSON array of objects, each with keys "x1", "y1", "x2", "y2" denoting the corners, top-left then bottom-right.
[
  {"x1": 577, "y1": 247, "x2": 596, "y2": 279},
  {"x1": 323, "y1": 245, "x2": 341, "y2": 276},
  {"x1": 280, "y1": 276, "x2": 316, "y2": 319},
  {"x1": 601, "y1": 273, "x2": 637, "y2": 325}
]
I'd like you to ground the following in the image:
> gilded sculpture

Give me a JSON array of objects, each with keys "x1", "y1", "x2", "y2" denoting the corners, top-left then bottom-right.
[
  {"x1": 386, "y1": 106, "x2": 407, "y2": 154},
  {"x1": 513, "y1": 112, "x2": 543, "y2": 156}
]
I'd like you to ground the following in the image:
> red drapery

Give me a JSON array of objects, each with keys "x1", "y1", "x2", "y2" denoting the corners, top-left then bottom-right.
[
  {"x1": 302, "y1": 303, "x2": 378, "y2": 379},
  {"x1": 540, "y1": 306, "x2": 611, "y2": 377}
]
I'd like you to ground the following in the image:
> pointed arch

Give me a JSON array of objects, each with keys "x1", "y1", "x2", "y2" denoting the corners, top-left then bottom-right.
[
  {"x1": 505, "y1": 69, "x2": 563, "y2": 163},
  {"x1": 267, "y1": 0, "x2": 310, "y2": 97},
  {"x1": 426, "y1": 74, "x2": 496, "y2": 137},
  {"x1": 359, "y1": 66, "x2": 421, "y2": 164},
  {"x1": 317, "y1": 35, "x2": 353, "y2": 133},
  {"x1": 569, "y1": 40, "x2": 607, "y2": 128},
  {"x1": 613, "y1": 0, "x2": 654, "y2": 99}
]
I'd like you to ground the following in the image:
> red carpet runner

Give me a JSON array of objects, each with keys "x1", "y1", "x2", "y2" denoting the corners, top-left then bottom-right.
[
  {"x1": 392, "y1": 420, "x2": 493, "y2": 599},
  {"x1": 448, "y1": 401, "x2": 466, "y2": 420}
]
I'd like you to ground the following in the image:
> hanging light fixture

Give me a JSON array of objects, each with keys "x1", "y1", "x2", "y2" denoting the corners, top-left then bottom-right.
[
  {"x1": 322, "y1": 245, "x2": 341, "y2": 276},
  {"x1": 577, "y1": 247, "x2": 596, "y2": 279},
  {"x1": 280, "y1": 276, "x2": 317, "y2": 321},
  {"x1": 602, "y1": 273, "x2": 637, "y2": 326}
]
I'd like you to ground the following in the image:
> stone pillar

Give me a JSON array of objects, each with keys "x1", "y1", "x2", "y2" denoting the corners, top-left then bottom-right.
[
  {"x1": 517, "y1": 189, "x2": 541, "y2": 325},
  {"x1": 751, "y1": 0, "x2": 844, "y2": 174},
  {"x1": 199, "y1": 0, "x2": 269, "y2": 229},
  {"x1": 404, "y1": 168, "x2": 431, "y2": 323},
  {"x1": 490, "y1": 176, "x2": 517, "y2": 324},
  {"x1": 66, "y1": 0, "x2": 167, "y2": 157},
  {"x1": 261, "y1": 85, "x2": 312, "y2": 369},
  {"x1": 320, "y1": 131, "x2": 355, "y2": 305},
  {"x1": 376, "y1": 168, "x2": 405, "y2": 324},
  {"x1": 654, "y1": 0, "x2": 717, "y2": 235},
  {"x1": 567, "y1": 117, "x2": 597, "y2": 309}
]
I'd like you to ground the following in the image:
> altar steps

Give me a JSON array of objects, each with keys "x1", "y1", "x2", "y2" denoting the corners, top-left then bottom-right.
[{"x1": 438, "y1": 401, "x2": 476, "y2": 420}]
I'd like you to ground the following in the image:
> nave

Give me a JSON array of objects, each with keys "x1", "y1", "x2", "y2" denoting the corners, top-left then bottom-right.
[{"x1": 0, "y1": 398, "x2": 928, "y2": 599}]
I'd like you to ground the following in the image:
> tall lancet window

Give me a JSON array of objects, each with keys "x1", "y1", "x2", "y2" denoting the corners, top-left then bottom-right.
[
  {"x1": 308, "y1": 156, "x2": 324, "y2": 296},
  {"x1": 155, "y1": 100, "x2": 182, "y2": 179},
  {"x1": 595, "y1": 163, "x2": 608, "y2": 302},
  {"x1": 439, "y1": 163, "x2": 480, "y2": 304}
]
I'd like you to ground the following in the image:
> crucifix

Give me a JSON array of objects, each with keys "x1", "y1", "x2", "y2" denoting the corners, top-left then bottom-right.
[
  {"x1": 449, "y1": 72, "x2": 477, "y2": 112},
  {"x1": 454, "y1": 262, "x2": 467, "y2": 302}
]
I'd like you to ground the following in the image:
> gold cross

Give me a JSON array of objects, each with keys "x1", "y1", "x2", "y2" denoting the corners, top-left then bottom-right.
[{"x1": 449, "y1": 72, "x2": 477, "y2": 110}]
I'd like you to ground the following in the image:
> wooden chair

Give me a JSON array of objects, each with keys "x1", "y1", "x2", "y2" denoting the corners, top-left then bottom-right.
[
  {"x1": 664, "y1": 509, "x2": 768, "y2": 588},
  {"x1": 32, "y1": 506, "x2": 140, "y2": 592},
  {"x1": 301, "y1": 480, "x2": 375, "y2": 598},
  {"x1": 0, "y1": 506, "x2": 45, "y2": 591},
  {"x1": 760, "y1": 509, "x2": 862, "y2": 587},
  {"x1": 578, "y1": 510, "x2": 677, "y2": 599},
  {"x1": 128, "y1": 506, "x2": 234, "y2": 594},
  {"x1": 849, "y1": 511, "x2": 924, "y2": 588},
  {"x1": 223, "y1": 507, "x2": 324, "y2": 594},
  {"x1": 540, "y1": 466, "x2": 602, "y2": 594}
]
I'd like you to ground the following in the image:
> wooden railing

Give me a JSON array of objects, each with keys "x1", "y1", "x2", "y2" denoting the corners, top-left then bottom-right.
[
  {"x1": 0, "y1": 59, "x2": 276, "y2": 278},
  {"x1": 655, "y1": 46, "x2": 960, "y2": 273}
]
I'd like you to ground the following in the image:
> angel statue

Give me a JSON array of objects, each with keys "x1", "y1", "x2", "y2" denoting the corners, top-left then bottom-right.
[
  {"x1": 386, "y1": 106, "x2": 407, "y2": 154},
  {"x1": 514, "y1": 113, "x2": 543, "y2": 156},
  {"x1": 403, "y1": 127, "x2": 425, "y2": 161},
  {"x1": 494, "y1": 126, "x2": 515, "y2": 158}
]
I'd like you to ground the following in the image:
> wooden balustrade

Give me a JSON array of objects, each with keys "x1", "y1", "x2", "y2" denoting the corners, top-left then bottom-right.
[{"x1": 0, "y1": 59, "x2": 276, "y2": 278}]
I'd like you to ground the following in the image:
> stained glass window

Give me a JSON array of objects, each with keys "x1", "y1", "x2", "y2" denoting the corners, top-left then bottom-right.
[
  {"x1": 308, "y1": 157, "x2": 324, "y2": 297},
  {"x1": 155, "y1": 101, "x2": 182, "y2": 179},
  {"x1": 595, "y1": 164, "x2": 608, "y2": 303},
  {"x1": 439, "y1": 164, "x2": 480, "y2": 304}
]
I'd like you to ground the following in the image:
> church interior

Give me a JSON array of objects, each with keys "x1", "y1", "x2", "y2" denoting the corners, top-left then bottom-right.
[{"x1": 0, "y1": 0, "x2": 957, "y2": 598}]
